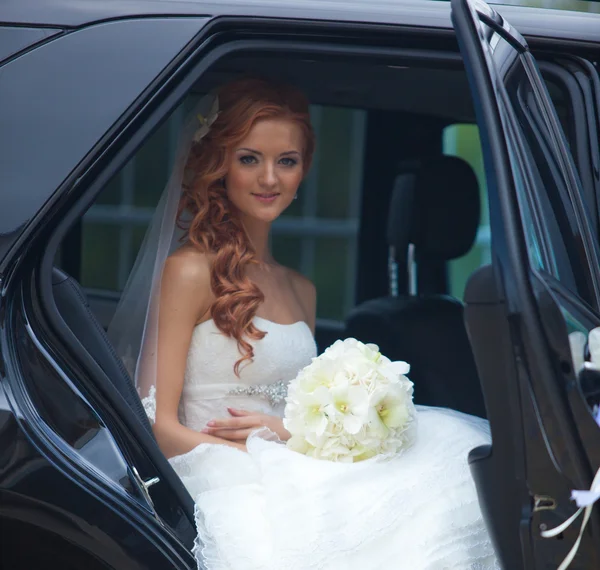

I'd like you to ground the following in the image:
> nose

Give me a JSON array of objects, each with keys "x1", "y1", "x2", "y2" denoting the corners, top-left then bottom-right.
[{"x1": 259, "y1": 162, "x2": 278, "y2": 189}]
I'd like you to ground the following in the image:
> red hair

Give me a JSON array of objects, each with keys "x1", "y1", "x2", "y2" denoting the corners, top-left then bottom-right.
[{"x1": 179, "y1": 77, "x2": 315, "y2": 374}]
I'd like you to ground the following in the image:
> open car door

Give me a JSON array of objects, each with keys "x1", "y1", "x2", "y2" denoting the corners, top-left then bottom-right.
[{"x1": 451, "y1": 0, "x2": 600, "y2": 568}]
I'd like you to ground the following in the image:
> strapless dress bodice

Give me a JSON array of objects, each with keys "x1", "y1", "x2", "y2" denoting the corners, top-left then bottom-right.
[{"x1": 178, "y1": 316, "x2": 317, "y2": 431}]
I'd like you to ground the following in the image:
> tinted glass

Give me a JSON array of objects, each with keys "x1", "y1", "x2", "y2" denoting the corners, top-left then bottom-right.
[{"x1": 484, "y1": 24, "x2": 596, "y2": 306}]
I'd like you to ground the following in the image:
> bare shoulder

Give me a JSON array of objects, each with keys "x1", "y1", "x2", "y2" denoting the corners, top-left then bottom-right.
[
  {"x1": 286, "y1": 268, "x2": 316, "y2": 301},
  {"x1": 161, "y1": 246, "x2": 214, "y2": 320},
  {"x1": 164, "y1": 246, "x2": 211, "y2": 286}
]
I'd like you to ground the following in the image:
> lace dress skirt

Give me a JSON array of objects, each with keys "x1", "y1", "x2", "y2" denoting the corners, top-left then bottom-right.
[{"x1": 170, "y1": 406, "x2": 500, "y2": 570}]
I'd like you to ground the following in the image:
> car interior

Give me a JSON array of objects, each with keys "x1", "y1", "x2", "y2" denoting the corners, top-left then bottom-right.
[
  {"x1": 56, "y1": 51, "x2": 487, "y2": 398},
  {"x1": 45, "y1": 47, "x2": 577, "y2": 545}
]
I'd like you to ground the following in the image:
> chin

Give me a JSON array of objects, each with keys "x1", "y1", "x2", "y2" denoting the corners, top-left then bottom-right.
[
  {"x1": 251, "y1": 209, "x2": 283, "y2": 223},
  {"x1": 238, "y1": 200, "x2": 291, "y2": 224}
]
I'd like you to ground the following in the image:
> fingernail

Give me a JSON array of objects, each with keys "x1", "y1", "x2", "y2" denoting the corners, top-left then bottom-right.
[
  {"x1": 207, "y1": 421, "x2": 216, "y2": 427},
  {"x1": 201, "y1": 428, "x2": 210, "y2": 433}
]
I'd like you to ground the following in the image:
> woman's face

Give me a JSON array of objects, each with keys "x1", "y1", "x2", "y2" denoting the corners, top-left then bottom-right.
[{"x1": 224, "y1": 117, "x2": 305, "y2": 223}]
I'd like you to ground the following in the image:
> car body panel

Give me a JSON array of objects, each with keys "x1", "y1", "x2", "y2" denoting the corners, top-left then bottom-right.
[
  {"x1": 0, "y1": 17, "x2": 208, "y2": 264},
  {"x1": 2, "y1": 0, "x2": 600, "y2": 43},
  {"x1": 0, "y1": 26, "x2": 63, "y2": 64}
]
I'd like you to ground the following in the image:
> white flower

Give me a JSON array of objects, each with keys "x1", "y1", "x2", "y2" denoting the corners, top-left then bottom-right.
[
  {"x1": 284, "y1": 338, "x2": 417, "y2": 463},
  {"x1": 286, "y1": 435, "x2": 314, "y2": 455},
  {"x1": 367, "y1": 383, "x2": 412, "y2": 439},
  {"x1": 374, "y1": 382, "x2": 413, "y2": 428},
  {"x1": 284, "y1": 385, "x2": 330, "y2": 437},
  {"x1": 325, "y1": 384, "x2": 370, "y2": 435}
]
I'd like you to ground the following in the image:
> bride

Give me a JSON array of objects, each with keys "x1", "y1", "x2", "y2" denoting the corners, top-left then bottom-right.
[{"x1": 109, "y1": 77, "x2": 499, "y2": 569}]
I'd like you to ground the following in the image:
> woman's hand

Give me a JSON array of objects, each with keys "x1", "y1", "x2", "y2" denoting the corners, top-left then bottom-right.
[{"x1": 201, "y1": 408, "x2": 291, "y2": 442}]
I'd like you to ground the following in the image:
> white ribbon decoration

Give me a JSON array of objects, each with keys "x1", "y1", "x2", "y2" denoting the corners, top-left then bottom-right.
[
  {"x1": 589, "y1": 328, "x2": 600, "y2": 366},
  {"x1": 568, "y1": 331, "x2": 586, "y2": 376},
  {"x1": 540, "y1": 466, "x2": 600, "y2": 570}
]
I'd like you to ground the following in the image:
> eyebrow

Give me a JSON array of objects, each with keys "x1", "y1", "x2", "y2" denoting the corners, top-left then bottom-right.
[{"x1": 236, "y1": 147, "x2": 301, "y2": 157}]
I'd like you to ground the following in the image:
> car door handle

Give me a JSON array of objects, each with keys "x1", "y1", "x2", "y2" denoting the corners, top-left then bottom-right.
[{"x1": 131, "y1": 466, "x2": 160, "y2": 510}]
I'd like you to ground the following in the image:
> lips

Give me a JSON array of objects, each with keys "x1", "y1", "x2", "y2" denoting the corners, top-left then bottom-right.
[{"x1": 252, "y1": 192, "x2": 280, "y2": 204}]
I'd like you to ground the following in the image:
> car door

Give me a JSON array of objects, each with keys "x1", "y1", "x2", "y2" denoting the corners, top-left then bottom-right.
[
  {"x1": 451, "y1": 0, "x2": 600, "y2": 568},
  {"x1": 0, "y1": 16, "x2": 208, "y2": 569}
]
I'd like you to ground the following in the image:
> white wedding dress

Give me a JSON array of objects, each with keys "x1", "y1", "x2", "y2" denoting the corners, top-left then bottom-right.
[{"x1": 169, "y1": 316, "x2": 499, "y2": 570}]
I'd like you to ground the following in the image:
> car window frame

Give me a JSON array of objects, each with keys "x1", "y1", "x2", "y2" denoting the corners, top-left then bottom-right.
[
  {"x1": 506, "y1": 66, "x2": 597, "y2": 303},
  {"x1": 538, "y1": 60, "x2": 598, "y2": 232}
]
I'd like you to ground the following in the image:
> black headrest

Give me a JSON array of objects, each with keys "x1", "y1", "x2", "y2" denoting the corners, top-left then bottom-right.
[{"x1": 387, "y1": 155, "x2": 481, "y2": 262}]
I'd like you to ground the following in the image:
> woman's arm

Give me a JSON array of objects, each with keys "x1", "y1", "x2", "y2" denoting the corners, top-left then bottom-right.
[{"x1": 151, "y1": 249, "x2": 246, "y2": 458}]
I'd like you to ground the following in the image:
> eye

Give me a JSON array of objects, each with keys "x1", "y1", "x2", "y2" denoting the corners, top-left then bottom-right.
[
  {"x1": 280, "y1": 157, "x2": 298, "y2": 167},
  {"x1": 239, "y1": 155, "x2": 258, "y2": 165}
]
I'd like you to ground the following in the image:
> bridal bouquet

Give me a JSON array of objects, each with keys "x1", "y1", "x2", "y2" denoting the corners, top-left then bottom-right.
[{"x1": 283, "y1": 338, "x2": 417, "y2": 462}]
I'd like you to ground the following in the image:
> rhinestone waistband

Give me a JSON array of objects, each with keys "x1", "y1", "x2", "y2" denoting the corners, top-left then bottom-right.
[{"x1": 227, "y1": 380, "x2": 288, "y2": 408}]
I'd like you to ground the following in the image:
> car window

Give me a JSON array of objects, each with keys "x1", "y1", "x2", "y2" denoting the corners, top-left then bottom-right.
[
  {"x1": 485, "y1": 25, "x2": 597, "y2": 307},
  {"x1": 77, "y1": 96, "x2": 366, "y2": 324}
]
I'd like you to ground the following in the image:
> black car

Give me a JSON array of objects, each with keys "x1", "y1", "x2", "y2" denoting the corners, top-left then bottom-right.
[{"x1": 2, "y1": 0, "x2": 600, "y2": 567}]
